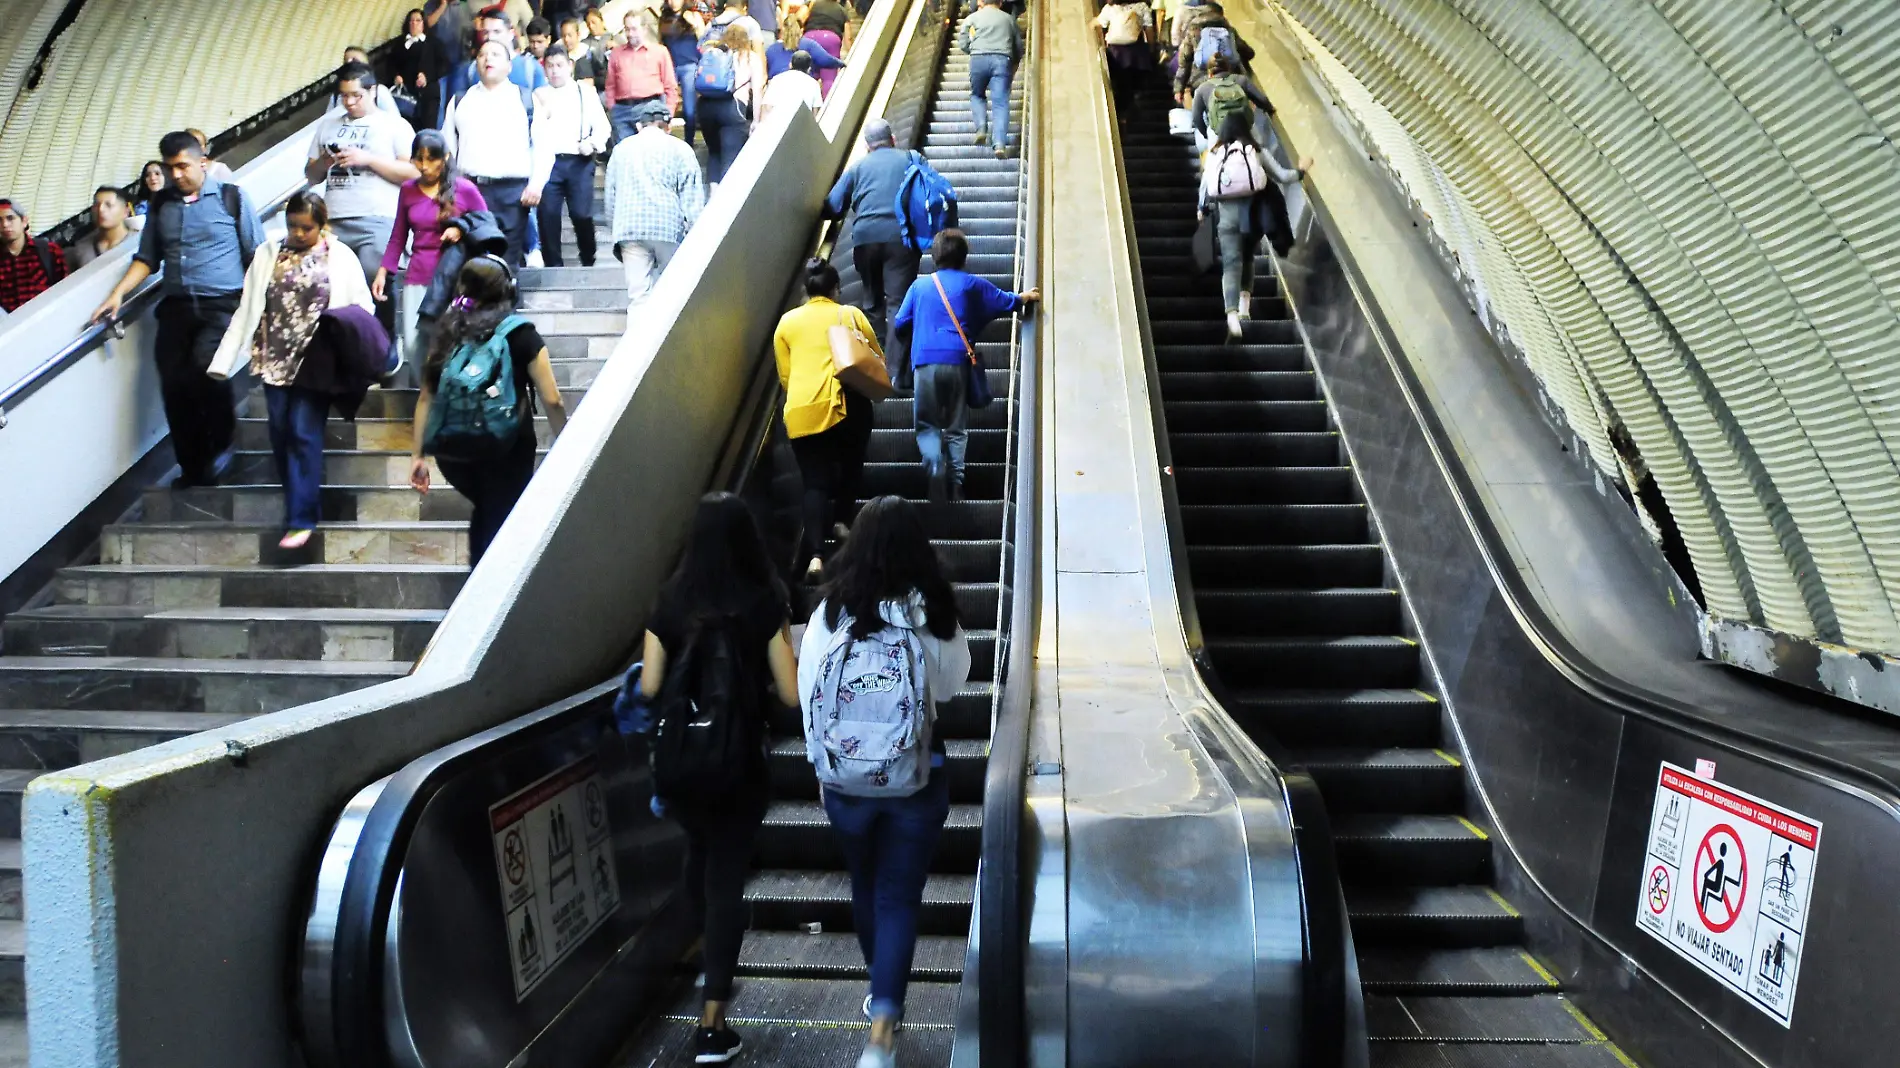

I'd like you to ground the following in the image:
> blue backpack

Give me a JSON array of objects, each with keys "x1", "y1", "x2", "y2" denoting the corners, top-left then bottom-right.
[
  {"x1": 1193, "y1": 25, "x2": 1237, "y2": 70},
  {"x1": 422, "y1": 315, "x2": 533, "y2": 461},
  {"x1": 896, "y1": 152, "x2": 959, "y2": 254},
  {"x1": 696, "y1": 45, "x2": 737, "y2": 99}
]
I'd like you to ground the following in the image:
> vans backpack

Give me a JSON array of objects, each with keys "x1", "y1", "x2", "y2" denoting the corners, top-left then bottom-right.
[
  {"x1": 803, "y1": 613, "x2": 933, "y2": 797},
  {"x1": 650, "y1": 616, "x2": 766, "y2": 800},
  {"x1": 896, "y1": 151, "x2": 959, "y2": 255},
  {"x1": 1204, "y1": 75, "x2": 1253, "y2": 136},
  {"x1": 696, "y1": 45, "x2": 737, "y2": 99},
  {"x1": 1194, "y1": 25, "x2": 1236, "y2": 70},
  {"x1": 421, "y1": 314, "x2": 531, "y2": 461},
  {"x1": 1211, "y1": 143, "x2": 1269, "y2": 199}
]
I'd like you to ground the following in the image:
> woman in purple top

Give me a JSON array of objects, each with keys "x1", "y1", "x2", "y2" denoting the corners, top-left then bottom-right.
[{"x1": 374, "y1": 130, "x2": 486, "y2": 369}]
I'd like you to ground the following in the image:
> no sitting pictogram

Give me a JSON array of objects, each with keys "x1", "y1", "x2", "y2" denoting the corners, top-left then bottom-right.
[
  {"x1": 1695, "y1": 824, "x2": 1746, "y2": 933},
  {"x1": 503, "y1": 828, "x2": 527, "y2": 885}
]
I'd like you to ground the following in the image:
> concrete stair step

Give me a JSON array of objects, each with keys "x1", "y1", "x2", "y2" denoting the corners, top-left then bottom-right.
[
  {"x1": 519, "y1": 287, "x2": 629, "y2": 310},
  {"x1": 235, "y1": 416, "x2": 557, "y2": 451},
  {"x1": 3, "y1": 604, "x2": 444, "y2": 661},
  {"x1": 0, "y1": 710, "x2": 248, "y2": 771},
  {"x1": 99, "y1": 521, "x2": 468, "y2": 567},
  {"x1": 144, "y1": 484, "x2": 473, "y2": 523},
  {"x1": 0, "y1": 656, "x2": 410, "y2": 715},
  {"x1": 521, "y1": 308, "x2": 628, "y2": 336},
  {"x1": 0, "y1": 842, "x2": 17, "y2": 923},
  {"x1": 51, "y1": 563, "x2": 467, "y2": 611},
  {"x1": 516, "y1": 264, "x2": 624, "y2": 288},
  {"x1": 239, "y1": 388, "x2": 588, "y2": 419}
]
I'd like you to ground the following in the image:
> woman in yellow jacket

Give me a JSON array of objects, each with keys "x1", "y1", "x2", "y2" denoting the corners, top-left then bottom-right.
[{"x1": 775, "y1": 256, "x2": 882, "y2": 581}]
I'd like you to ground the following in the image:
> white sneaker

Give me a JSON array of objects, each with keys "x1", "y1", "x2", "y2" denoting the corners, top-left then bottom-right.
[
  {"x1": 525, "y1": 248, "x2": 545, "y2": 269},
  {"x1": 855, "y1": 1043, "x2": 897, "y2": 1068},
  {"x1": 1237, "y1": 291, "x2": 1251, "y2": 320},
  {"x1": 862, "y1": 994, "x2": 904, "y2": 1031},
  {"x1": 1226, "y1": 311, "x2": 1243, "y2": 339}
]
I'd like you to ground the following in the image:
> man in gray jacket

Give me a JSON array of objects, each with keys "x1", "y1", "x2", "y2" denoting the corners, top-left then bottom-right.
[
  {"x1": 824, "y1": 119, "x2": 918, "y2": 343},
  {"x1": 958, "y1": 0, "x2": 1023, "y2": 158}
]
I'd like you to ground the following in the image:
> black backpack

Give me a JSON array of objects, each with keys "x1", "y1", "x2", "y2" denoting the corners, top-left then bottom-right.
[{"x1": 649, "y1": 615, "x2": 766, "y2": 801}]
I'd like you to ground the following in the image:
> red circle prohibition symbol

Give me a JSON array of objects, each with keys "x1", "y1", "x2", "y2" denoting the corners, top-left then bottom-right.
[
  {"x1": 1647, "y1": 865, "x2": 1671, "y2": 914},
  {"x1": 1694, "y1": 824, "x2": 1747, "y2": 933}
]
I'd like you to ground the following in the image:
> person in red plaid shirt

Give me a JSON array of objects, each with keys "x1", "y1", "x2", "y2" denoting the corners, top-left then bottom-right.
[{"x1": 0, "y1": 199, "x2": 67, "y2": 311}]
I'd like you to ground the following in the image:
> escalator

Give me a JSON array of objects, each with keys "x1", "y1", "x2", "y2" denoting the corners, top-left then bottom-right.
[
  {"x1": 608, "y1": 11, "x2": 1031, "y2": 1066},
  {"x1": 1116, "y1": 82, "x2": 1637, "y2": 1066}
]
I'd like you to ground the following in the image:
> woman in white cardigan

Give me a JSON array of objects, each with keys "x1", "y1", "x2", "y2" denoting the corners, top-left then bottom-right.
[{"x1": 210, "y1": 191, "x2": 374, "y2": 549}]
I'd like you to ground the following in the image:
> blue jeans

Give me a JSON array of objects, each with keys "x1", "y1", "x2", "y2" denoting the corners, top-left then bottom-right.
[
  {"x1": 264, "y1": 384, "x2": 328, "y2": 529},
  {"x1": 675, "y1": 63, "x2": 699, "y2": 144},
  {"x1": 611, "y1": 98, "x2": 668, "y2": 141},
  {"x1": 473, "y1": 177, "x2": 530, "y2": 267},
  {"x1": 698, "y1": 97, "x2": 750, "y2": 183},
  {"x1": 914, "y1": 362, "x2": 968, "y2": 496},
  {"x1": 822, "y1": 767, "x2": 951, "y2": 1019},
  {"x1": 968, "y1": 53, "x2": 1013, "y2": 148}
]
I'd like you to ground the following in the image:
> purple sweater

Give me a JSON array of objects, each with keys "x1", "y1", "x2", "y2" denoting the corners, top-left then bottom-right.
[{"x1": 381, "y1": 177, "x2": 487, "y2": 284}]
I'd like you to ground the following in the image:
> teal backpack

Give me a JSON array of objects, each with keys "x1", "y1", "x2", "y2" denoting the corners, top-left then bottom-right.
[{"x1": 422, "y1": 315, "x2": 533, "y2": 461}]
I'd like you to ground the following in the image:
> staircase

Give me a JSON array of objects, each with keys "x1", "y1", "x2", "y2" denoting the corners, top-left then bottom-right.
[
  {"x1": 611, "y1": 16, "x2": 1028, "y2": 1067},
  {"x1": 1115, "y1": 79, "x2": 1639, "y2": 1067},
  {"x1": 0, "y1": 175, "x2": 627, "y2": 1053}
]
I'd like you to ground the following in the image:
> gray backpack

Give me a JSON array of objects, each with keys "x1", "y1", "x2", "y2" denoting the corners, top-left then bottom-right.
[{"x1": 803, "y1": 611, "x2": 933, "y2": 797}]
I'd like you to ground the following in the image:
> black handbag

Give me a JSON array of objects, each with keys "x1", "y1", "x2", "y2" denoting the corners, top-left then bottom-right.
[
  {"x1": 935, "y1": 275, "x2": 993, "y2": 410},
  {"x1": 1192, "y1": 209, "x2": 1219, "y2": 275}
]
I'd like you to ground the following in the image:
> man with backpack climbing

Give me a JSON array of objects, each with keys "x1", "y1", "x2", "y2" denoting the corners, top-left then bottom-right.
[
  {"x1": 90, "y1": 132, "x2": 264, "y2": 488},
  {"x1": 824, "y1": 117, "x2": 956, "y2": 346},
  {"x1": 0, "y1": 198, "x2": 65, "y2": 311},
  {"x1": 1189, "y1": 52, "x2": 1272, "y2": 148},
  {"x1": 1172, "y1": 0, "x2": 1252, "y2": 105}
]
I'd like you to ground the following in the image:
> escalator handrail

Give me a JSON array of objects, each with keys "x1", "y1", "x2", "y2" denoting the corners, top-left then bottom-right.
[
  {"x1": 1101, "y1": 48, "x2": 1355, "y2": 1068},
  {"x1": 1274, "y1": 145, "x2": 1900, "y2": 823},
  {"x1": 976, "y1": 0, "x2": 1041, "y2": 1060}
]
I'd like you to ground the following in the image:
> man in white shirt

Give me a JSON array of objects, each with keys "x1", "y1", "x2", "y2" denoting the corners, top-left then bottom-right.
[
  {"x1": 761, "y1": 50, "x2": 823, "y2": 123},
  {"x1": 307, "y1": 60, "x2": 419, "y2": 297},
  {"x1": 530, "y1": 47, "x2": 611, "y2": 267},
  {"x1": 445, "y1": 40, "x2": 542, "y2": 266}
]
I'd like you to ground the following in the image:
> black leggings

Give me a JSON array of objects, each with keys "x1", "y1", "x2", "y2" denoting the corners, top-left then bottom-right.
[
  {"x1": 673, "y1": 786, "x2": 769, "y2": 1003},
  {"x1": 789, "y1": 389, "x2": 875, "y2": 563},
  {"x1": 435, "y1": 430, "x2": 537, "y2": 565}
]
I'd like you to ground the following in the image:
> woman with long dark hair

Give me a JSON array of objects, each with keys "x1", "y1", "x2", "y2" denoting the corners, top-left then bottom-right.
[
  {"x1": 799, "y1": 495, "x2": 971, "y2": 1068},
  {"x1": 393, "y1": 8, "x2": 442, "y2": 129},
  {"x1": 128, "y1": 160, "x2": 165, "y2": 230},
  {"x1": 209, "y1": 192, "x2": 377, "y2": 549},
  {"x1": 631, "y1": 491, "x2": 798, "y2": 1065},
  {"x1": 1197, "y1": 108, "x2": 1307, "y2": 338},
  {"x1": 376, "y1": 130, "x2": 486, "y2": 370},
  {"x1": 408, "y1": 256, "x2": 567, "y2": 563},
  {"x1": 774, "y1": 256, "x2": 880, "y2": 581}
]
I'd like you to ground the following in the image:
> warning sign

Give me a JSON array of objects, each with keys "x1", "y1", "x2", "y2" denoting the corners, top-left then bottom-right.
[
  {"x1": 1635, "y1": 762, "x2": 1821, "y2": 1026},
  {"x1": 489, "y1": 755, "x2": 622, "y2": 1001}
]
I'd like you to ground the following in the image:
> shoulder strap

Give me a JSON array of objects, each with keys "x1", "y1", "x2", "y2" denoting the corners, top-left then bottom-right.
[
  {"x1": 221, "y1": 183, "x2": 242, "y2": 220},
  {"x1": 34, "y1": 240, "x2": 54, "y2": 279},
  {"x1": 933, "y1": 275, "x2": 975, "y2": 361}
]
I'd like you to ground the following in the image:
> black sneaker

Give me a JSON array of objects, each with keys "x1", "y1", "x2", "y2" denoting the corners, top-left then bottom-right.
[{"x1": 695, "y1": 1026, "x2": 743, "y2": 1064}]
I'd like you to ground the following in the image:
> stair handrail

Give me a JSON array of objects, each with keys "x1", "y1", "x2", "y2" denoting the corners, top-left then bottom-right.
[{"x1": 975, "y1": 0, "x2": 1041, "y2": 1061}]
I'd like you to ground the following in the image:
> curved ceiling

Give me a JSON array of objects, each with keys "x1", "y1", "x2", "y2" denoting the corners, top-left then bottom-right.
[{"x1": 1264, "y1": 0, "x2": 1900, "y2": 656}]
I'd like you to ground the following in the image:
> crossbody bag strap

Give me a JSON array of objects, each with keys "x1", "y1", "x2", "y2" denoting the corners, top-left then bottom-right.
[{"x1": 933, "y1": 274, "x2": 976, "y2": 363}]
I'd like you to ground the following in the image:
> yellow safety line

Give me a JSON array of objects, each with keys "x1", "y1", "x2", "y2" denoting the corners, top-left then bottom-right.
[
  {"x1": 1560, "y1": 1000, "x2": 1643, "y2": 1068},
  {"x1": 1519, "y1": 951, "x2": 1560, "y2": 988},
  {"x1": 1434, "y1": 748, "x2": 1463, "y2": 767},
  {"x1": 1457, "y1": 816, "x2": 1491, "y2": 841},
  {"x1": 1485, "y1": 888, "x2": 1519, "y2": 916}
]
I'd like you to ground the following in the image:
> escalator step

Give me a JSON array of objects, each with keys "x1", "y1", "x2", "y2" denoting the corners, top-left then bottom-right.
[
  {"x1": 1222, "y1": 688, "x2": 1439, "y2": 748},
  {"x1": 1168, "y1": 431, "x2": 1340, "y2": 467},
  {"x1": 1188, "y1": 544, "x2": 1386, "y2": 588},
  {"x1": 1179, "y1": 503, "x2": 1366, "y2": 544},
  {"x1": 1163, "y1": 399, "x2": 1329, "y2": 431},
  {"x1": 1195, "y1": 588, "x2": 1400, "y2": 634},
  {"x1": 617, "y1": 1016, "x2": 954, "y2": 1068},
  {"x1": 1171, "y1": 466, "x2": 1357, "y2": 504},
  {"x1": 657, "y1": 974, "x2": 961, "y2": 1027},
  {"x1": 1150, "y1": 318, "x2": 1302, "y2": 344},
  {"x1": 1345, "y1": 884, "x2": 1524, "y2": 947},
  {"x1": 1364, "y1": 993, "x2": 1596, "y2": 1042},
  {"x1": 1357, "y1": 946, "x2": 1560, "y2": 997},
  {"x1": 744, "y1": 870, "x2": 975, "y2": 935},
  {"x1": 1156, "y1": 344, "x2": 1311, "y2": 373},
  {"x1": 737, "y1": 931, "x2": 966, "y2": 982},
  {"x1": 753, "y1": 800, "x2": 983, "y2": 871},
  {"x1": 1158, "y1": 370, "x2": 1316, "y2": 401},
  {"x1": 1333, "y1": 813, "x2": 1491, "y2": 884},
  {"x1": 1367, "y1": 1042, "x2": 1637, "y2": 1068},
  {"x1": 1204, "y1": 634, "x2": 1417, "y2": 688},
  {"x1": 1294, "y1": 748, "x2": 1466, "y2": 813}
]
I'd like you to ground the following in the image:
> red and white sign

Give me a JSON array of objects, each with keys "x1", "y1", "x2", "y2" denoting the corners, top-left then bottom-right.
[
  {"x1": 1636, "y1": 762, "x2": 1820, "y2": 1026},
  {"x1": 488, "y1": 755, "x2": 622, "y2": 1001}
]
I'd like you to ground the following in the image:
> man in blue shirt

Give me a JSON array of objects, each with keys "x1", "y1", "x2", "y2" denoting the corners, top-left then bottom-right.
[
  {"x1": 892, "y1": 228, "x2": 1037, "y2": 501},
  {"x1": 91, "y1": 131, "x2": 262, "y2": 487},
  {"x1": 824, "y1": 118, "x2": 917, "y2": 345}
]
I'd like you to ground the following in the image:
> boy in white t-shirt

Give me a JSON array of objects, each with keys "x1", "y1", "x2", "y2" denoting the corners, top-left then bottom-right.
[
  {"x1": 305, "y1": 60, "x2": 419, "y2": 296},
  {"x1": 762, "y1": 50, "x2": 824, "y2": 122}
]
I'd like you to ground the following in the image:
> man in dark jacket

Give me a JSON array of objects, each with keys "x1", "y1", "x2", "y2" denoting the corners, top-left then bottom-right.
[{"x1": 823, "y1": 118, "x2": 917, "y2": 344}]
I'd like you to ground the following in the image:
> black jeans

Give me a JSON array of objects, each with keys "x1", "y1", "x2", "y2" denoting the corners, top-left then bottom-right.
[
  {"x1": 435, "y1": 430, "x2": 537, "y2": 564},
  {"x1": 473, "y1": 177, "x2": 531, "y2": 267},
  {"x1": 153, "y1": 293, "x2": 241, "y2": 480},
  {"x1": 537, "y1": 154, "x2": 597, "y2": 267},
  {"x1": 850, "y1": 239, "x2": 920, "y2": 344},
  {"x1": 789, "y1": 388, "x2": 874, "y2": 563},
  {"x1": 672, "y1": 784, "x2": 769, "y2": 1003}
]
